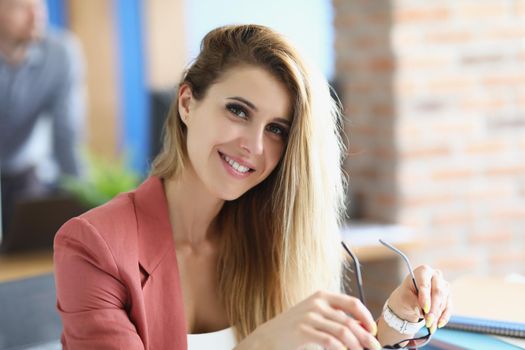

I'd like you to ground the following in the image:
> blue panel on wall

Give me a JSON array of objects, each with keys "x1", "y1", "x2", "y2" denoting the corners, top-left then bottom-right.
[
  {"x1": 114, "y1": 0, "x2": 150, "y2": 175},
  {"x1": 46, "y1": 0, "x2": 67, "y2": 28}
]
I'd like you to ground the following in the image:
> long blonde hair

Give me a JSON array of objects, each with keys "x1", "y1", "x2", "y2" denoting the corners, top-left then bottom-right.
[{"x1": 151, "y1": 24, "x2": 346, "y2": 340}]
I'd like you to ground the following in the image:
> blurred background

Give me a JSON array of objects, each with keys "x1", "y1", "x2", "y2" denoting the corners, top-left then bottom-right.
[
  {"x1": 34, "y1": 0, "x2": 524, "y2": 279},
  {"x1": 1, "y1": 0, "x2": 525, "y2": 348}
]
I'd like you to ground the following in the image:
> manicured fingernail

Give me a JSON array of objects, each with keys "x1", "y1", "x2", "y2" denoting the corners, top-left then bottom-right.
[
  {"x1": 372, "y1": 338, "x2": 382, "y2": 350},
  {"x1": 438, "y1": 320, "x2": 447, "y2": 328},
  {"x1": 372, "y1": 322, "x2": 378, "y2": 336},
  {"x1": 430, "y1": 324, "x2": 437, "y2": 334},
  {"x1": 423, "y1": 302, "x2": 430, "y2": 314},
  {"x1": 425, "y1": 314, "x2": 434, "y2": 328}
]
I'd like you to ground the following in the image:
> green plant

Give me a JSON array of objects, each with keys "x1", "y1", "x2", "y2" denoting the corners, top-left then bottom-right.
[{"x1": 61, "y1": 153, "x2": 142, "y2": 208}]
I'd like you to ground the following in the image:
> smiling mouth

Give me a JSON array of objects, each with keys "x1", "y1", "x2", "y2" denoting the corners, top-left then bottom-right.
[{"x1": 219, "y1": 152, "x2": 255, "y2": 174}]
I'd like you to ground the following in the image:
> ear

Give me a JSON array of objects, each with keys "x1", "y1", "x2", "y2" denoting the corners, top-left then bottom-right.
[{"x1": 178, "y1": 84, "x2": 193, "y2": 125}]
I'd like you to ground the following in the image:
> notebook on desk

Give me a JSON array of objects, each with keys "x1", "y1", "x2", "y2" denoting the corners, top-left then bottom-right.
[
  {"x1": 440, "y1": 275, "x2": 525, "y2": 349},
  {"x1": 445, "y1": 315, "x2": 525, "y2": 338},
  {"x1": 430, "y1": 328, "x2": 525, "y2": 350}
]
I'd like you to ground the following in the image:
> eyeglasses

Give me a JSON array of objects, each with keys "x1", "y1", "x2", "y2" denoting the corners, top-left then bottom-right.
[{"x1": 341, "y1": 239, "x2": 432, "y2": 349}]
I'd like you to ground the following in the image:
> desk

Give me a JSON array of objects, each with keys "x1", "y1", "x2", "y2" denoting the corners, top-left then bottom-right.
[
  {"x1": 0, "y1": 250, "x2": 54, "y2": 283},
  {"x1": 451, "y1": 275, "x2": 525, "y2": 349},
  {"x1": 452, "y1": 275, "x2": 525, "y2": 323}
]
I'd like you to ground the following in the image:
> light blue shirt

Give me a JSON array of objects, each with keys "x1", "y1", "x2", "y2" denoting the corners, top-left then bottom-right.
[{"x1": 0, "y1": 29, "x2": 85, "y2": 182}]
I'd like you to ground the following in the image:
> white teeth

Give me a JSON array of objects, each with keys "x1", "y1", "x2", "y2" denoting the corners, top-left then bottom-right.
[{"x1": 222, "y1": 154, "x2": 251, "y2": 173}]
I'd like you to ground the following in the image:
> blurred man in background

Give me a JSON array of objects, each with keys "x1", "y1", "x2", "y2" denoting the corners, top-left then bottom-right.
[{"x1": 0, "y1": 0, "x2": 85, "y2": 238}]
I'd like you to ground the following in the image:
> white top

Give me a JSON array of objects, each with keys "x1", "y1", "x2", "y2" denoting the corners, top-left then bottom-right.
[{"x1": 187, "y1": 327, "x2": 236, "y2": 350}]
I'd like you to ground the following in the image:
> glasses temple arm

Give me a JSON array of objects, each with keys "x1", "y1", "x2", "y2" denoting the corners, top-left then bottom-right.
[
  {"x1": 341, "y1": 241, "x2": 366, "y2": 305},
  {"x1": 378, "y1": 239, "x2": 420, "y2": 295}
]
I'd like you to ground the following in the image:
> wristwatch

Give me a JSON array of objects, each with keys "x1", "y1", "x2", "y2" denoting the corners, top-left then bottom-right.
[{"x1": 382, "y1": 302, "x2": 426, "y2": 335}]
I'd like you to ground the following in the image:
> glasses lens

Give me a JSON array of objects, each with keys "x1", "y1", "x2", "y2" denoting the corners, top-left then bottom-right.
[{"x1": 406, "y1": 335, "x2": 432, "y2": 348}]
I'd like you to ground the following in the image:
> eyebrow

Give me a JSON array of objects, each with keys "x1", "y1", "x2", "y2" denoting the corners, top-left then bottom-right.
[{"x1": 226, "y1": 96, "x2": 291, "y2": 127}]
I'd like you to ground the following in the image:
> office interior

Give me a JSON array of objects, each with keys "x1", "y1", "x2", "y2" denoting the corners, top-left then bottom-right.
[{"x1": 0, "y1": 0, "x2": 524, "y2": 349}]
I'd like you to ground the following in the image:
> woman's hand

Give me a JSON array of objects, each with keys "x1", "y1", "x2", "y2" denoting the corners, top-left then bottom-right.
[
  {"x1": 236, "y1": 290, "x2": 382, "y2": 350},
  {"x1": 387, "y1": 265, "x2": 452, "y2": 334}
]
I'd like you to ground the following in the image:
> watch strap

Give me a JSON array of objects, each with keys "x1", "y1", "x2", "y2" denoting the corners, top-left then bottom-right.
[{"x1": 382, "y1": 302, "x2": 426, "y2": 335}]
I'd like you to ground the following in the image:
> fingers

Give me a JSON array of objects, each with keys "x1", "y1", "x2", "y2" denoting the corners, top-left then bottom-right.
[
  {"x1": 321, "y1": 309, "x2": 382, "y2": 350},
  {"x1": 426, "y1": 270, "x2": 449, "y2": 332},
  {"x1": 413, "y1": 266, "x2": 451, "y2": 334},
  {"x1": 413, "y1": 265, "x2": 434, "y2": 315},
  {"x1": 304, "y1": 291, "x2": 381, "y2": 350},
  {"x1": 308, "y1": 312, "x2": 363, "y2": 350},
  {"x1": 299, "y1": 325, "x2": 347, "y2": 350},
  {"x1": 321, "y1": 291, "x2": 377, "y2": 335},
  {"x1": 437, "y1": 295, "x2": 452, "y2": 329}
]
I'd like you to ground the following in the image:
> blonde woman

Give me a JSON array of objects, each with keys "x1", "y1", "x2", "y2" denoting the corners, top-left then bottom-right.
[{"x1": 54, "y1": 25, "x2": 451, "y2": 349}]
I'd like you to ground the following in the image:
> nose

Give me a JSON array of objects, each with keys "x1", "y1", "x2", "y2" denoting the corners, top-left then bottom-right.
[{"x1": 240, "y1": 125, "x2": 264, "y2": 155}]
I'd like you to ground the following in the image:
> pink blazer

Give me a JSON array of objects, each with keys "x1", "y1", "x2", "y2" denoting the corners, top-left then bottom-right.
[{"x1": 54, "y1": 177, "x2": 188, "y2": 349}]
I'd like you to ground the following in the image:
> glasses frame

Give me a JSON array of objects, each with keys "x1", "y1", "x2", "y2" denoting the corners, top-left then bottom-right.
[{"x1": 341, "y1": 239, "x2": 432, "y2": 349}]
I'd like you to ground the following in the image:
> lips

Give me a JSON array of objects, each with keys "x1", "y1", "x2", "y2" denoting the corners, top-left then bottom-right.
[{"x1": 218, "y1": 151, "x2": 255, "y2": 177}]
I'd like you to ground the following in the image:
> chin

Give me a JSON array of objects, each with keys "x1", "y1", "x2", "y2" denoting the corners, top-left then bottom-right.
[
  {"x1": 220, "y1": 191, "x2": 245, "y2": 202},
  {"x1": 214, "y1": 186, "x2": 250, "y2": 202}
]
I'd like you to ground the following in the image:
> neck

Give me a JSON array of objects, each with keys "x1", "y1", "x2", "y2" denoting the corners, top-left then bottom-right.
[
  {"x1": 164, "y1": 168, "x2": 224, "y2": 247},
  {"x1": 0, "y1": 38, "x2": 29, "y2": 64}
]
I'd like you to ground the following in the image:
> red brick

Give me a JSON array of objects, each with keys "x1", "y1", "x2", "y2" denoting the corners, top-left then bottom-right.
[
  {"x1": 372, "y1": 147, "x2": 396, "y2": 160},
  {"x1": 401, "y1": 146, "x2": 451, "y2": 159},
  {"x1": 348, "y1": 125, "x2": 380, "y2": 137},
  {"x1": 421, "y1": 232, "x2": 462, "y2": 249},
  {"x1": 469, "y1": 230, "x2": 513, "y2": 245},
  {"x1": 457, "y1": 3, "x2": 508, "y2": 19},
  {"x1": 490, "y1": 251, "x2": 525, "y2": 265},
  {"x1": 466, "y1": 187, "x2": 514, "y2": 202},
  {"x1": 427, "y1": 77, "x2": 473, "y2": 93},
  {"x1": 397, "y1": 57, "x2": 449, "y2": 71},
  {"x1": 483, "y1": 74, "x2": 525, "y2": 86},
  {"x1": 333, "y1": 14, "x2": 358, "y2": 28},
  {"x1": 432, "y1": 169, "x2": 474, "y2": 181},
  {"x1": 352, "y1": 168, "x2": 379, "y2": 180},
  {"x1": 395, "y1": 7, "x2": 450, "y2": 23},
  {"x1": 435, "y1": 255, "x2": 480, "y2": 271},
  {"x1": 485, "y1": 165, "x2": 525, "y2": 177},
  {"x1": 348, "y1": 83, "x2": 372, "y2": 95},
  {"x1": 425, "y1": 31, "x2": 473, "y2": 44},
  {"x1": 402, "y1": 193, "x2": 455, "y2": 207},
  {"x1": 395, "y1": 80, "x2": 418, "y2": 96},
  {"x1": 461, "y1": 53, "x2": 505, "y2": 65},
  {"x1": 367, "y1": 57, "x2": 396, "y2": 73},
  {"x1": 432, "y1": 212, "x2": 474, "y2": 227},
  {"x1": 371, "y1": 103, "x2": 394, "y2": 118},
  {"x1": 461, "y1": 97, "x2": 506, "y2": 112},
  {"x1": 353, "y1": 36, "x2": 379, "y2": 50},
  {"x1": 487, "y1": 27, "x2": 525, "y2": 40},
  {"x1": 375, "y1": 193, "x2": 397, "y2": 207},
  {"x1": 431, "y1": 122, "x2": 475, "y2": 135},
  {"x1": 514, "y1": 0, "x2": 525, "y2": 16},
  {"x1": 465, "y1": 141, "x2": 506, "y2": 155},
  {"x1": 491, "y1": 208, "x2": 525, "y2": 221}
]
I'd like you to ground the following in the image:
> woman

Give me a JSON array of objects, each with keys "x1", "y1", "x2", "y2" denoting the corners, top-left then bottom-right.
[{"x1": 54, "y1": 24, "x2": 451, "y2": 349}]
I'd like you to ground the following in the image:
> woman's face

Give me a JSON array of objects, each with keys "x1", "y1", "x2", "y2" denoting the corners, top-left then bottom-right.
[{"x1": 179, "y1": 65, "x2": 292, "y2": 201}]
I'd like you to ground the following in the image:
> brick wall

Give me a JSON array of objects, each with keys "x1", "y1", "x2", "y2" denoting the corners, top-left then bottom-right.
[{"x1": 334, "y1": 0, "x2": 525, "y2": 281}]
